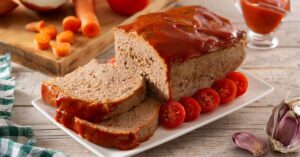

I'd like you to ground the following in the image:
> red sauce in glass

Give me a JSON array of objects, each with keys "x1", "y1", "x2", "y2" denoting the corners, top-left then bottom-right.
[
  {"x1": 240, "y1": 0, "x2": 290, "y2": 34},
  {"x1": 119, "y1": 6, "x2": 244, "y2": 64}
]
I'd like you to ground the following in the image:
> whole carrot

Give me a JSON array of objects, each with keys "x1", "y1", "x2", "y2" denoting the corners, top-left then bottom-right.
[{"x1": 73, "y1": 0, "x2": 101, "y2": 38}]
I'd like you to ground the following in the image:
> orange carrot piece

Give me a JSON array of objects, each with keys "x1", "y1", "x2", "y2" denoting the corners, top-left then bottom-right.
[
  {"x1": 74, "y1": 0, "x2": 101, "y2": 38},
  {"x1": 25, "y1": 20, "x2": 46, "y2": 32},
  {"x1": 34, "y1": 33, "x2": 51, "y2": 50},
  {"x1": 56, "y1": 31, "x2": 75, "y2": 44},
  {"x1": 40, "y1": 25, "x2": 57, "y2": 39},
  {"x1": 52, "y1": 42, "x2": 71, "y2": 57},
  {"x1": 62, "y1": 16, "x2": 81, "y2": 33}
]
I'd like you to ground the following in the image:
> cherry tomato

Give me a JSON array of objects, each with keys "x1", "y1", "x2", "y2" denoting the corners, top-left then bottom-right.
[
  {"x1": 180, "y1": 97, "x2": 201, "y2": 122},
  {"x1": 193, "y1": 88, "x2": 220, "y2": 113},
  {"x1": 107, "y1": 0, "x2": 149, "y2": 16},
  {"x1": 226, "y1": 72, "x2": 248, "y2": 97},
  {"x1": 212, "y1": 79, "x2": 237, "y2": 104},
  {"x1": 159, "y1": 101, "x2": 185, "y2": 128},
  {"x1": 107, "y1": 57, "x2": 116, "y2": 64}
]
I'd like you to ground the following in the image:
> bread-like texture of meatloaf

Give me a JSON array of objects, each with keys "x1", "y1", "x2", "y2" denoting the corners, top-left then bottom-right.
[
  {"x1": 114, "y1": 5, "x2": 247, "y2": 101},
  {"x1": 56, "y1": 97, "x2": 161, "y2": 150},
  {"x1": 41, "y1": 59, "x2": 146, "y2": 122}
]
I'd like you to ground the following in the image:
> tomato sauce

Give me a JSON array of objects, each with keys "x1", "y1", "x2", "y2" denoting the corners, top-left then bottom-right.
[
  {"x1": 240, "y1": 0, "x2": 290, "y2": 34},
  {"x1": 119, "y1": 6, "x2": 244, "y2": 64}
]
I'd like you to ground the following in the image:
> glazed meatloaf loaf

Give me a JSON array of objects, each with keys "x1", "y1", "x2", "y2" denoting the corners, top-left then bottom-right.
[
  {"x1": 56, "y1": 97, "x2": 161, "y2": 150},
  {"x1": 115, "y1": 6, "x2": 247, "y2": 101},
  {"x1": 41, "y1": 59, "x2": 146, "y2": 122}
]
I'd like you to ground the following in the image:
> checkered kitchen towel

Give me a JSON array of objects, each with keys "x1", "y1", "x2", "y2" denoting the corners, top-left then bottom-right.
[{"x1": 0, "y1": 54, "x2": 68, "y2": 157}]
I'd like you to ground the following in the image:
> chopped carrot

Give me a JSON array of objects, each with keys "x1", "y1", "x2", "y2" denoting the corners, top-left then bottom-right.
[
  {"x1": 56, "y1": 31, "x2": 75, "y2": 44},
  {"x1": 34, "y1": 33, "x2": 51, "y2": 50},
  {"x1": 40, "y1": 25, "x2": 57, "y2": 39},
  {"x1": 62, "y1": 16, "x2": 81, "y2": 33},
  {"x1": 74, "y1": 0, "x2": 101, "y2": 38},
  {"x1": 52, "y1": 42, "x2": 71, "y2": 57},
  {"x1": 25, "y1": 20, "x2": 46, "y2": 32}
]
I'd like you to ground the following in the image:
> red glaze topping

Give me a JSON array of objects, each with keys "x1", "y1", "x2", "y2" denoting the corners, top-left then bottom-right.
[
  {"x1": 41, "y1": 83, "x2": 116, "y2": 123},
  {"x1": 119, "y1": 6, "x2": 244, "y2": 64},
  {"x1": 55, "y1": 110, "x2": 139, "y2": 150}
]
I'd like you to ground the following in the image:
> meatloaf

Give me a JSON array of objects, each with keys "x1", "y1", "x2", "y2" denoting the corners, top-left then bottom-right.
[
  {"x1": 114, "y1": 5, "x2": 247, "y2": 101},
  {"x1": 56, "y1": 97, "x2": 161, "y2": 150},
  {"x1": 41, "y1": 59, "x2": 146, "y2": 122}
]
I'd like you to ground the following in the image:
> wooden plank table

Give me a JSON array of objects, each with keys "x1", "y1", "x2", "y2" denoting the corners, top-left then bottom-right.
[{"x1": 9, "y1": 0, "x2": 300, "y2": 156}]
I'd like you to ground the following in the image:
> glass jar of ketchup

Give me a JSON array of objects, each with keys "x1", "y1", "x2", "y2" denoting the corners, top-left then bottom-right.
[{"x1": 236, "y1": 0, "x2": 290, "y2": 49}]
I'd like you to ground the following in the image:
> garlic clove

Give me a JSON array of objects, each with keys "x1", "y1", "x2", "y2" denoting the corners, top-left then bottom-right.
[
  {"x1": 269, "y1": 124, "x2": 300, "y2": 153},
  {"x1": 289, "y1": 118, "x2": 300, "y2": 149},
  {"x1": 268, "y1": 98, "x2": 300, "y2": 153},
  {"x1": 278, "y1": 102, "x2": 290, "y2": 122},
  {"x1": 267, "y1": 96, "x2": 300, "y2": 153},
  {"x1": 232, "y1": 132, "x2": 268, "y2": 156},
  {"x1": 266, "y1": 101, "x2": 289, "y2": 137},
  {"x1": 274, "y1": 111, "x2": 299, "y2": 146}
]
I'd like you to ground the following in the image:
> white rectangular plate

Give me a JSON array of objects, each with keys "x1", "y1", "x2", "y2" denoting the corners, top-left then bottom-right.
[{"x1": 32, "y1": 70, "x2": 274, "y2": 157}]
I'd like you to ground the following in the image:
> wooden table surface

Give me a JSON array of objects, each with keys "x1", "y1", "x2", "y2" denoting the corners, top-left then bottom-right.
[{"x1": 9, "y1": 0, "x2": 300, "y2": 156}]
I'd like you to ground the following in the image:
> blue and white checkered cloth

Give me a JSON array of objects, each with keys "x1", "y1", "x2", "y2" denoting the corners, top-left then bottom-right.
[{"x1": 0, "y1": 54, "x2": 68, "y2": 157}]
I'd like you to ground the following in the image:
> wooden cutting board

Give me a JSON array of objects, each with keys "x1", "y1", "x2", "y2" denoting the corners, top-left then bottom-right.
[{"x1": 0, "y1": 0, "x2": 176, "y2": 76}]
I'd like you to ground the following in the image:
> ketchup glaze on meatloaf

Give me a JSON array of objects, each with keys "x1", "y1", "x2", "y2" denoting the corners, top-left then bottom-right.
[{"x1": 119, "y1": 6, "x2": 245, "y2": 64}]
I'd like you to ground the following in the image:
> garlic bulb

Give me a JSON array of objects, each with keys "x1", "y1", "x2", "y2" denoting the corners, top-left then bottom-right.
[
  {"x1": 266, "y1": 97, "x2": 300, "y2": 153},
  {"x1": 232, "y1": 132, "x2": 268, "y2": 156}
]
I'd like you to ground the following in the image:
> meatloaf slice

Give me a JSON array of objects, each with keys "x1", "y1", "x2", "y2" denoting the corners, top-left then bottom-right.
[
  {"x1": 114, "y1": 6, "x2": 247, "y2": 101},
  {"x1": 55, "y1": 97, "x2": 161, "y2": 150},
  {"x1": 41, "y1": 59, "x2": 146, "y2": 122}
]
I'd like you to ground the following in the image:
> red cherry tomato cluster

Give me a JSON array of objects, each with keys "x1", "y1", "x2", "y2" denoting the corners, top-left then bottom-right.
[{"x1": 159, "y1": 71, "x2": 248, "y2": 129}]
